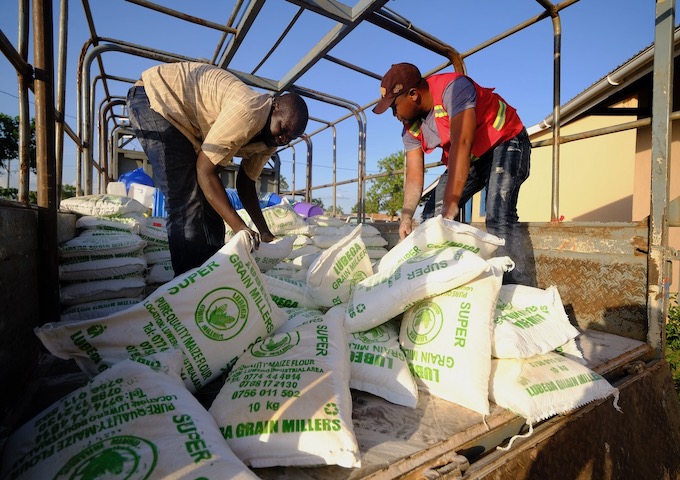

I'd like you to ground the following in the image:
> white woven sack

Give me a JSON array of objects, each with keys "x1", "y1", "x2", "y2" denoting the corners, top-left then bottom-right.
[
  {"x1": 492, "y1": 284, "x2": 580, "y2": 358},
  {"x1": 59, "y1": 276, "x2": 146, "y2": 305},
  {"x1": 292, "y1": 234, "x2": 313, "y2": 246},
  {"x1": 312, "y1": 234, "x2": 344, "y2": 249},
  {"x1": 306, "y1": 215, "x2": 346, "y2": 227},
  {"x1": 555, "y1": 337, "x2": 587, "y2": 365},
  {"x1": 345, "y1": 246, "x2": 490, "y2": 334},
  {"x1": 138, "y1": 222, "x2": 169, "y2": 247},
  {"x1": 332, "y1": 302, "x2": 419, "y2": 409},
  {"x1": 146, "y1": 260, "x2": 175, "y2": 284},
  {"x1": 361, "y1": 235, "x2": 388, "y2": 247},
  {"x1": 209, "y1": 310, "x2": 361, "y2": 468},
  {"x1": 60, "y1": 297, "x2": 140, "y2": 322},
  {"x1": 314, "y1": 225, "x2": 344, "y2": 237},
  {"x1": 489, "y1": 351, "x2": 621, "y2": 424},
  {"x1": 0, "y1": 349, "x2": 259, "y2": 480},
  {"x1": 262, "y1": 273, "x2": 320, "y2": 309},
  {"x1": 287, "y1": 244, "x2": 321, "y2": 259},
  {"x1": 252, "y1": 235, "x2": 295, "y2": 272},
  {"x1": 376, "y1": 215, "x2": 504, "y2": 273},
  {"x1": 275, "y1": 306, "x2": 323, "y2": 331},
  {"x1": 59, "y1": 232, "x2": 146, "y2": 259},
  {"x1": 38, "y1": 231, "x2": 288, "y2": 392},
  {"x1": 306, "y1": 225, "x2": 374, "y2": 308},
  {"x1": 400, "y1": 257, "x2": 513, "y2": 415},
  {"x1": 59, "y1": 255, "x2": 147, "y2": 282},
  {"x1": 228, "y1": 200, "x2": 308, "y2": 236},
  {"x1": 367, "y1": 247, "x2": 388, "y2": 260},
  {"x1": 290, "y1": 251, "x2": 321, "y2": 268},
  {"x1": 75, "y1": 215, "x2": 141, "y2": 233},
  {"x1": 145, "y1": 245, "x2": 171, "y2": 264},
  {"x1": 280, "y1": 224, "x2": 317, "y2": 236},
  {"x1": 60, "y1": 194, "x2": 148, "y2": 216}
]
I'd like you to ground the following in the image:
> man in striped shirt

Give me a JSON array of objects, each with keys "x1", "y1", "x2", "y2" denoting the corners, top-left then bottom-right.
[{"x1": 127, "y1": 62, "x2": 308, "y2": 276}]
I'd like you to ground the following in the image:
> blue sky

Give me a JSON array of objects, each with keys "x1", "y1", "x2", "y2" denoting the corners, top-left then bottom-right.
[{"x1": 0, "y1": 0, "x2": 672, "y2": 212}]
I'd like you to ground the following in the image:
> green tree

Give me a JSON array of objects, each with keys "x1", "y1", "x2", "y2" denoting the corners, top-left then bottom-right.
[
  {"x1": 279, "y1": 175, "x2": 289, "y2": 191},
  {"x1": 0, "y1": 113, "x2": 36, "y2": 173},
  {"x1": 359, "y1": 151, "x2": 405, "y2": 216},
  {"x1": 311, "y1": 197, "x2": 324, "y2": 209}
]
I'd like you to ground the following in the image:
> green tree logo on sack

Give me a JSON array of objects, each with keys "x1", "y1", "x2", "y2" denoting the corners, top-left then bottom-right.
[
  {"x1": 271, "y1": 206, "x2": 288, "y2": 218},
  {"x1": 195, "y1": 287, "x2": 248, "y2": 341},
  {"x1": 354, "y1": 324, "x2": 390, "y2": 344},
  {"x1": 406, "y1": 301, "x2": 444, "y2": 345},
  {"x1": 350, "y1": 270, "x2": 368, "y2": 291},
  {"x1": 251, "y1": 332, "x2": 300, "y2": 357},
  {"x1": 55, "y1": 435, "x2": 158, "y2": 479},
  {"x1": 86, "y1": 324, "x2": 106, "y2": 338}
]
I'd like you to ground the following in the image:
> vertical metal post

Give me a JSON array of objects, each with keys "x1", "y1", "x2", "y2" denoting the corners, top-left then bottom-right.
[
  {"x1": 647, "y1": 0, "x2": 675, "y2": 358},
  {"x1": 55, "y1": 0, "x2": 69, "y2": 201},
  {"x1": 549, "y1": 10, "x2": 562, "y2": 222},
  {"x1": 303, "y1": 136, "x2": 312, "y2": 202},
  {"x1": 32, "y1": 0, "x2": 60, "y2": 323},
  {"x1": 17, "y1": 0, "x2": 30, "y2": 203}
]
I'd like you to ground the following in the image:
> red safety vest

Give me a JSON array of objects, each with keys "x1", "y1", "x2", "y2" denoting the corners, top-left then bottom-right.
[{"x1": 406, "y1": 73, "x2": 524, "y2": 164}]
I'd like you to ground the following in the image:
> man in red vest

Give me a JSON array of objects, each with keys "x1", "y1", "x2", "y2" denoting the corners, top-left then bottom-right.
[{"x1": 373, "y1": 62, "x2": 535, "y2": 286}]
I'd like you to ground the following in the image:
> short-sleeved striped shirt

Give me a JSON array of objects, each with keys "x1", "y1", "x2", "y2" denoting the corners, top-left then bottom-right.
[{"x1": 141, "y1": 62, "x2": 276, "y2": 180}]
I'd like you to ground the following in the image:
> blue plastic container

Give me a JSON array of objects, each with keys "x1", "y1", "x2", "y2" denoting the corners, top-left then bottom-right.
[
  {"x1": 226, "y1": 188, "x2": 244, "y2": 210},
  {"x1": 259, "y1": 192, "x2": 283, "y2": 208},
  {"x1": 119, "y1": 167, "x2": 154, "y2": 192}
]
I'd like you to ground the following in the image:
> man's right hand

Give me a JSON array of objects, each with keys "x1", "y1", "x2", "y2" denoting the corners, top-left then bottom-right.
[{"x1": 399, "y1": 217, "x2": 414, "y2": 240}]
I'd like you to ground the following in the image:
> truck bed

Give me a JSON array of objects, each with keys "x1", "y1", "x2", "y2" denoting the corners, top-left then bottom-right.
[{"x1": 6, "y1": 328, "x2": 647, "y2": 480}]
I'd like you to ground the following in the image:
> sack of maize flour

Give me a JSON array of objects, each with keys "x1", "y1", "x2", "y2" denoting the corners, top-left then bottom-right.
[
  {"x1": 306, "y1": 225, "x2": 373, "y2": 307},
  {"x1": 37, "y1": 231, "x2": 287, "y2": 392},
  {"x1": 376, "y1": 215, "x2": 504, "y2": 273},
  {"x1": 75, "y1": 214, "x2": 141, "y2": 233},
  {"x1": 251, "y1": 235, "x2": 295, "y2": 272},
  {"x1": 331, "y1": 302, "x2": 418, "y2": 409},
  {"x1": 59, "y1": 232, "x2": 146, "y2": 259},
  {"x1": 60, "y1": 194, "x2": 148, "y2": 217},
  {"x1": 59, "y1": 275, "x2": 147, "y2": 305},
  {"x1": 263, "y1": 273, "x2": 320, "y2": 309},
  {"x1": 227, "y1": 201, "x2": 308, "y2": 236},
  {"x1": 489, "y1": 351, "x2": 621, "y2": 424},
  {"x1": 492, "y1": 284, "x2": 580, "y2": 359},
  {"x1": 59, "y1": 255, "x2": 147, "y2": 282},
  {"x1": 208, "y1": 308, "x2": 361, "y2": 468},
  {"x1": 400, "y1": 257, "x2": 513, "y2": 415},
  {"x1": 276, "y1": 307, "x2": 325, "y2": 334},
  {"x1": 60, "y1": 297, "x2": 141, "y2": 322},
  {"x1": 345, "y1": 246, "x2": 490, "y2": 334},
  {"x1": 0, "y1": 349, "x2": 259, "y2": 480}
]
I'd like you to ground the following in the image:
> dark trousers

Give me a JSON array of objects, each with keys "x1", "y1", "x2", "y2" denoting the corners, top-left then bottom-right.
[
  {"x1": 425, "y1": 128, "x2": 536, "y2": 286},
  {"x1": 126, "y1": 86, "x2": 225, "y2": 276}
]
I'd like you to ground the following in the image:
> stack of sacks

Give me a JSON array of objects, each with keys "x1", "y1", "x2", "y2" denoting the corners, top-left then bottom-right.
[
  {"x1": 139, "y1": 216, "x2": 174, "y2": 293},
  {"x1": 340, "y1": 215, "x2": 620, "y2": 436},
  {"x1": 37, "y1": 230, "x2": 288, "y2": 393},
  {"x1": 306, "y1": 216, "x2": 390, "y2": 263},
  {"x1": 488, "y1": 284, "x2": 620, "y2": 441},
  {"x1": 1, "y1": 349, "x2": 261, "y2": 480},
  {"x1": 58, "y1": 194, "x2": 152, "y2": 321},
  {"x1": 58, "y1": 227, "x2": 147, "y2": 314}
]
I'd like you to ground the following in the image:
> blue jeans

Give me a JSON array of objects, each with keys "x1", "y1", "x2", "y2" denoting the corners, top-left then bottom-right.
[
  {"x1": 427, "y1": 128, "x2": 536, "y2": 286},
  {"x1": 126, "y1": 86, "x2": 225, "y2": 276}
]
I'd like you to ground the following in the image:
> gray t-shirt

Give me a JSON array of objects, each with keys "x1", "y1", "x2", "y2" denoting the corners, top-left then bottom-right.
[{"x1": 402, "y1": 75, "x2": 476, "y2": 152}]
